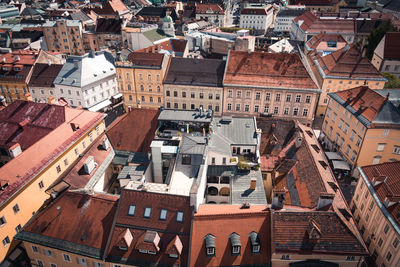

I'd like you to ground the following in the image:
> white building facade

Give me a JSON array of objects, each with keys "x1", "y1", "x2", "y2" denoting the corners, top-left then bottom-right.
[
  {"x1": 240, "y1": 3, "x2": 274, "y2": 35},
  {"x1": 54, "y1": 50, "x2": 118, "y2": 111}
]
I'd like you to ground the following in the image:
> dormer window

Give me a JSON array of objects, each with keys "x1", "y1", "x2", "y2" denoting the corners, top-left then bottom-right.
[
  {"x1": 128, "y1": 205, "x2": 135, "y2": 216},
  {"x1": 249, "y1": 231, "x2": 260, "y2": 254},
  {"x1": 144, "y1": 207, "x2": 151, "y2": 218},
  {"x1": 229, "y1": 232, "x2": 241, "y2": 255},
  {"x1": 204, "y1": 234, "x2": 215, "y2": 257}
]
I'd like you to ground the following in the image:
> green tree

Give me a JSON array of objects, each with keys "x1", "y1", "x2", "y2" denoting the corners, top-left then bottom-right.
[
  {"x1": 366, "y1": 21, "x2": 397, "y2": 60},
  {"x1": 382, "y1": 72, "x2": 400, "y2": 88}
]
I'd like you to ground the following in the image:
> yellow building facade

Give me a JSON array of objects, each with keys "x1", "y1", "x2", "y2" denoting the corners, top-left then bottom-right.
[
  {"x1": 0, "y1": 102, "x2": 105, "y2": 263},
  {"x1": 116, "y1": 52, "x2": 169, "y2": 111},
  {"x1": 321, "y1": 87, "x2": 400, "y2": 175}
]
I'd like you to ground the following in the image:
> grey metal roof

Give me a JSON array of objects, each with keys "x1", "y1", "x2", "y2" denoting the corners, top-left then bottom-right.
[
  {"x1": 231, "y1": 170, "x2": 267, "y2": 205},
  {"x1": 207, "y1": 165, "x2": 237, "y2": 177},
  {"x1": 70, "y1": 10, "x2": 93, "y2": 22},
  {"x1": 15, "y1": 231, "x2": 103, "y2": 259},
  {"x1": 54, "y1": 51, "x2": 115, "y2": 88},
  {"x1": 117, "y1": 165, "x2": 147, "y2": 180},
  {"x1": 204, "y1": 234, "x2": 216, "y2": 248},
  {"x1": 211, "y1": 117, "x2": 258, "y2": 146},
  {"x1": 229, "y1": 232, "x2": 241, "y2": 247},
  {"x1": 112, "y1": 150, "x2": 150, "y2": 166},
  {"x1": 164, "y1": 58, "x2": 225, "y2": 87},
  {"x1": 158, "y1": 109, "x2": 212, "y2": 123},
  {"x1": 286, "y1": 170, "x2": 301, "y2": 206},
  {"x1": 180, "y1": 135, "x2": 207, "y2": 155},
  {"x1": 376, "y1": 89, "x2": 400, "y2": 107}
]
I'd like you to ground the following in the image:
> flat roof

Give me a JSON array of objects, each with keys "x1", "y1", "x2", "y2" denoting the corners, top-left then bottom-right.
[{"x1": 158, "y1": 109, "x2": 212, "y2": 123}]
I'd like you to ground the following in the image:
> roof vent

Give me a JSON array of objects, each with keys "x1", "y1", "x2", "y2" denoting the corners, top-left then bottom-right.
[
  {"x1": 241, "y1": 202, "x2": 250, "y2": 209},
  {"x1": 8, "y1": 143, "x2": 22, "y2": 158},
  {"x1": 71, "y1": 123, "x2": 80, "y2": 131},
  {"x1": 83, "y1": 156, "x2": 96, "y2": 175}
]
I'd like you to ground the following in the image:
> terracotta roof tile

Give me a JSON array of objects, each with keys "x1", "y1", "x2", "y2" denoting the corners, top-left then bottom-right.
[
  {"x1": 360, "y1": 161, "x2": 400, "y2": 226},
  {"x1": 196, "y1": 4, "x2": 224, "y2": 15},
  {"x1": 28, "y1": 63, "x2": 63, "y2": 88},
  {"x1": 0, "y1": 101, "x2": 104, "y2": 206},
  {"x1": 0, "y1": 50, "x2": 39, "y2": 82},
  {"x1": 332, "y1": 86, "x2": 386, "y2": 123},
  {"x1": 106, "y1": 189, "x2": 192, "y2": 266},
  {"x1": 106, "y1": 108, "x2": 159, "y2": 153},
  {"x1": 273, "y1": 211, "x2": 368, "y2": 255},
  {"x1": 225, "y1": 51, "x2": 317, "y2": 89},
  {"x1": 383, "y1": 32, "x2": 400, "y2": 60},
  {"x1": 21, "y1": 191, "x2": 118, "y2": 251},
  {"x1": 190, "y1": 204, "x2": 271, "y2": 267},
  {"x1": 313, "y1": 45, "x2": 383, "y2": 79},
  {"x1": 127, "y1": 52, "x2": 164, "y2": 67}
]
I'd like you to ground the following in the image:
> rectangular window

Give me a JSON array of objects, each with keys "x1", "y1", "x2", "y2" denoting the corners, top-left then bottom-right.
[
  {"x1": 228, "y1": 90, "x2": 232, "y2": 98},
  {"x1": 350, "y1": 130, "x2": 356, "y2": 141},
  {"x1": 45, "y1": 249, "x2": 54, "y2": 257},
  {"x1": 356, "y1": 136, "x2": 362, "y2": 147},
  {"x1": 273, "y1": 107, "x2": 279, "y2": 114},
  {"x1": 302, "y1": 109, "x2": 308, "y2": 117},
  {"x1": 295, "y1": 95, "x2": 301, "y2": 102},
  {"x1": 191, "y1": 92, "x2": 195, "y2": 98},
  {"x1": 384, "y1": 224, "x2": 389, "y2": 234},
  {"x1": 339, "y1": 119, "x2": 344, "y2": 129},
  {"x1": 128, "y1": 205, "x2": 135, "y2": 216},
  {"x1": 37, "y1": 260, "x2": 44, "y2": 267},
  {"x1": 343, "y1": 124, "x2": 349, "y2": 134},
  {"x1": 284, "y1": 107, "x2": 289, "y2": 115},
  {"x1": 237, "y1": 91, "x2": 241, "y2": 98},
  {"x1": 216, "y1": 94, "x2": 220, "y2": 100},
  {"x1": 144, "y1": 207, "x2": 151, "y2": 218},
  {"x1": 386, "y1": 251, "x2": 392, "y2": 262},
  {"x1": 275, "y1": 93, "x2": 281, "y2": 102},
  {"x1": 255, "y1": 92, "x2": 261, "y2": 100},
  {"x1": 56, "y1": 165, "x2": 61, "y2": 173},
  {"x1": 63, "y1": 254, "x2": 71, "y2": 262},
  {"x1": 64, "y1": 158, "x2": 68, "y2": 167},
  {"x1": 32, "y1": 245, "x2": 39, "y2": 253},
  {"x1": 173, "y1": 91, "x2": 177, "y2": 97},
  {"x1": 285, "y1": 94, "x2": 291, "y2": 102},
  {"x1": 393, "y1": 238, "x2": 399, "y2": 248},
  {"x1": 206, "y1": 247, "x2": 215, "y2": 256},
  {"x1": 244, "y1": 105, "x2": 249, "y2": 112},
  {"x1": 176, "y1": 211, "x2": 184, "y2": 222},
  {"x1": 305, "y1": 95, "x2": 311, "y2": 103},
  {"x1": 383, "y1": 129, "x2": 390, "y2": 136},
  {"x1": 13, "y1": 204, "x2": 20, "y2": 214},
  {"x1": 78, "y1": 257, "x2": 87, "y2": 266},
  {"x1": 265, "y1": 93, "x2": 270, "y2": 101},
  {"x1": 332, "y1": 113, "x2": 337, "y2": 122},
  {"x1": 199, "y1": 93, "x2": 204, "y2": 99},
  {"x1": 38, "y1": 181, "x2": 44, "y2": 189},
  {"x1": 393, "y1": 146, "x2": 400, "y2": 155},
  {"x1": 377, "y1": 143, "x2": 386, "y2": 152},
  {"x1": 94, "y1": 263, "x2": 104, "y2": 267},
  {"x1": 254, "y1": 105, "x2": 259, "y2": 113},
  {"x1": 236, "y1": 104, "x2": 240, "y2": 111},
  {"x1": 160, "y1": 209, "x2": 167, "y2": 220},
  {"x1": 2, "y1": 236, "x2": 10, "y2": 247}
]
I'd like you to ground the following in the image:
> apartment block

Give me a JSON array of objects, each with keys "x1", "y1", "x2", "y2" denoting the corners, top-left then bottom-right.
[
  {"x1": 223, "y1": 51, "x2": 319, "y2": 125},
  {"x1": 0, "y1": 100, "x2": 105, "y2": 262},
  {"x1": 43, "y1": 19, "x2": 84, "y2": 55},
  {"x1": 54, "y1": 50, "x2": 118, "y2": 111},
  {"x1": 164, "y1": 57, "x2": 225, "y2": 115},
  {"x1": 321, "y1": 87, "x2": 400, "y2": 174},
  {"x1": 195, "y1": 4, "x2": 226, "y2": 27},
  {"x1": 307, "y1": 44, "x2": 386, "y2": 116},
  {"x1": 28, "y1": 62, "x2": 63, "y2": 103},
  {"x1": 116, "y1": 52, "x2": 169, "y2": 111},
  {"x1": 351, "y1": 161, "x2": 400, "y2": 267},
  {"x1": 0, "y1": 50, "x2": 38, "y2": 103},
  {"x1": 240, "y1": 3, "x2": 274, "y2": 35}
]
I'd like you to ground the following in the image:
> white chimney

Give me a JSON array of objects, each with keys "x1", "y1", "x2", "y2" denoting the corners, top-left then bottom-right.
[
  {"x1": 8, "y1": 143, "x2": 22, "y2": 158},
  {"x1": 102, "y1": 138, "x2": 109, "y2": 150},
  {"x1": 83, "y1": 156, "x2": 96, "y2": 174}
]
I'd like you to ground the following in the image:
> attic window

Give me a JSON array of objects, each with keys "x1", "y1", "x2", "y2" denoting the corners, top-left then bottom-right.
[
  {"x1": 305, "y1": 130, "x2": 313, "y2": 137},
  {"x1": 319, "y1": 160, "x2": 328, "y2": 169},
  {"x1": 204, "y1": 234, "x2": 215, "y2": 257},
  {"x1": 311, "y1": 144, "x2": 320, "y2": 153},
  {"x1": 128, "y1": 205, "x2": 135, "y2": 216},
  {"x1": 249, "y1": 231, "x2": 260, "y2": 254},
  {"x1": 144, "y1": 207, "x2": 151, "y2": 218},
  {"x1": 229, "y1": 232, "x2": 241, "y2": 255}
]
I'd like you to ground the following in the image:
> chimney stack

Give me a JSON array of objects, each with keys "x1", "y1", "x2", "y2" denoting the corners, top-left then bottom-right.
[{"x1": 271, "y1": 189, "x2": 286, "y2": 210}]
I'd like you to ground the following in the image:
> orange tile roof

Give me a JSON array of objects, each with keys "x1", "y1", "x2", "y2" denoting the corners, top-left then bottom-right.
[
  {"x1": 106, "y1": 108, "x2": 159, "y2": 153},
  {"x1": 333, "y1": 86, "x2": 386, "y2": 123},
  {"x1": 360, "y1": 161, "x2": 400, "y2": 227},
  {"x1": 224, "y1": 51, "x2": 318, "y2": 89},
  {"x1": 53, "y1": 133, "x2": 113, "y2": 190},
  {"x1": 106, "y1": 189, "x2": 192, "y2": 266},
  {"x1": 127, "y1": 52, "x2": 164, "y2": 67},
  {"x1": 313, "y1": 44, "x2": 384, "y2": 79},
  {"x1": 196, "y1": 4, "x2": 224, "y2": 15},
  {"x1": 0, "y1": 50, "x2": 39, "y2": 82},
  {"x1": 294, "y1": 11, "x2": 355, "y2": 34},
  {"x1": 21, "y1": 190, "x2": 118, "y2": 252},
  {"x1": 0, "y1": 101, "x2": 104, "y2": 205},
  {"x1": 190, "y1": 204, "x2": 271, "y2": 267}
]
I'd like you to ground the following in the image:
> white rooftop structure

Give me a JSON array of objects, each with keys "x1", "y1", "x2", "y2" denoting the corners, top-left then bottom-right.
[{"x1": 268, "y1": 38, "x2": 294, "y2": 53}]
